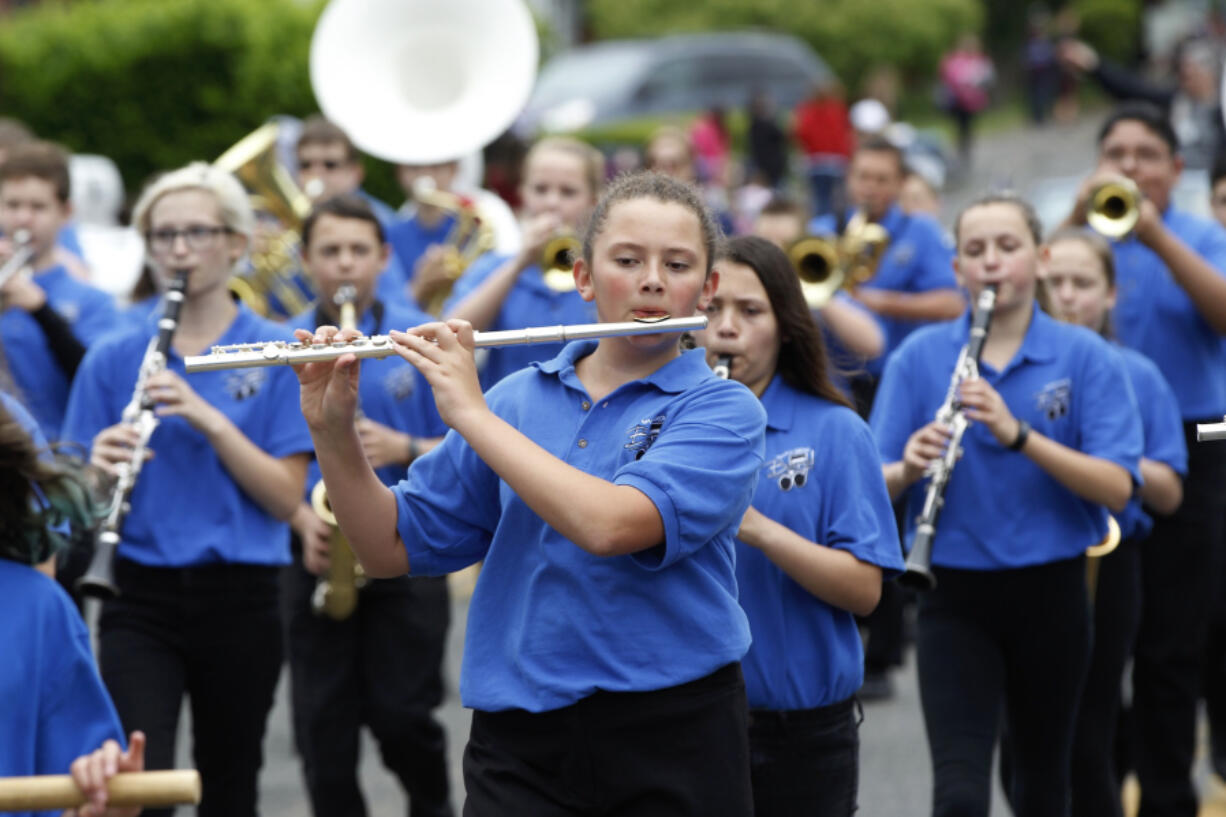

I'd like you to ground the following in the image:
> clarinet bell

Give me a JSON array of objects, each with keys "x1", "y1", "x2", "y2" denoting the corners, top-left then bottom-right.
[
  {"x1": 75, "y1": 531, "x2": 121, "y2": 600},
  {"x1": 898, "y1": 527, "x2": 938, "y2": 591}
]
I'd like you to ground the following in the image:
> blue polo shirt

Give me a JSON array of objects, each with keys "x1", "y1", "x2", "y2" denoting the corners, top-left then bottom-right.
[
  {"x1": 443, "y1": 252, "x2": 597, "y2": 388},
  {"x1": 377, "y1": 212, "x2": 457, "y2": 308},
  {"x1": 0, "y1": 559, "x2": 124, "y2": 816},
  {"x1": 61, "y1": 305, "x2": 313, "y2": 567},
  {"x1": 738, "y1": 377, "x2": 903, "y2": 711},
  {"x1": 289, "y1": 300, "x2": 446, "y2": 492},
  {"x1": 1, "y1": 264, "x2": 119, "y2": 439},
  {"x1": 871, "y1": 305, "x2": 1143, "y2": 570},
  {"x1": 811, "y1": 204, "x2": 956, "y2": 375},
  {"x1": 1111, "y1": 207, "x2": 1226, "y2": 419},
  {"x1": 394, "y1": 341, "x2": 766, "y2": 713},
  {"x1": 1115, "y1": 344, "x2": 1187, "y2": 542}
]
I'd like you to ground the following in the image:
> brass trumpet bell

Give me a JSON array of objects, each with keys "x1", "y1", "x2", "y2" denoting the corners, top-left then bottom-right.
[
  {"x1": 788, "y1": 237, "x2": 844, "y2": 309},
  {"x1": 1086, "y1": 179, "x2": 1140, "y2": 239},
  {"x1": 541, "y1": 233, "x2": 581, "y2": 292}
]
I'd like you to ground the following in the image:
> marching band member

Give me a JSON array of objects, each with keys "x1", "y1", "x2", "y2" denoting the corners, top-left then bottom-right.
[
  {"x1": 443, "y1": 136, "x2": 603, "y2": 387},
  {"x1": 284, "y1": 194, "x2": 452, "y2": 817},
  {"x1": 0, "y1": 393, "x2": 145, "y2": 817},
  {"x1": 1038, "y1": 227, "x2": 1186, "y2": 817},
  {"x1": 1064, "y1": 102, "x2": 1226, "y2": 817},
  {"x1": 62, "y1": 162, "x2": 312, "y2": 817},
  {"x1": 386, "y1": 160, "x2": 464, "y2": 311},
  {"x1": 0, "y1": 141, "x2": 119, "y2": 438},
  {"x1": 872, "y1": 192, "x2": 1141, "y2": 817},
  {"x1": 295, "y1": 171, "x2": 765, "y2": 816},
  {"x1": 696, "y1": 235, "x2": 902, "y2": 817}
]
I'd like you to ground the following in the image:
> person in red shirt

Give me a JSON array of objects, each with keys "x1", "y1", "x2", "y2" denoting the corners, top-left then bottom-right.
[{"x1": 793, "y1": 80, "x2": 854, "y2": 219}]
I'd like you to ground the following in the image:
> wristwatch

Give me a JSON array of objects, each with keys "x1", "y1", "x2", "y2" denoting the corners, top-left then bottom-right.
[{"x1": 1008, "y1": 419, "x2": 1031, "y2": 452}]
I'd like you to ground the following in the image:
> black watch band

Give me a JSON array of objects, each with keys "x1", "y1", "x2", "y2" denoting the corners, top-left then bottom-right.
[{"x1": 1008, "y1": 419, "x2": 1031, "y2": 452}]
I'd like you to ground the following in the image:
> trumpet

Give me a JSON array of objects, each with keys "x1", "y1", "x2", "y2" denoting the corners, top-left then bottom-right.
[
  {"x1": 541, "y1": 232, "x2": 582, "y2": 292},
  {"x1": 309, "y1": 284, "x2": 367, "y2": 620},
  {"x1": 900, "y1": 284, "x2": 999, "y2": 591},
  {"x1": 78, "y1": 270, "x2": 191, "y2": 599},
  {"x1": 1086, "y1": 178, "x2": 1140, "y2": 239},
  {"x1": 413, "y1": 177, "x2": 496, "y2": 315},
  {"x1": 791, "y1": 212, "x2": 890, "y2": 308},
  {"x1": 184, "y1": 315, "x2": 708, "y2": 372},
  {"x1": 0, "y1": 229, "x2": 35, "y2": 290}
]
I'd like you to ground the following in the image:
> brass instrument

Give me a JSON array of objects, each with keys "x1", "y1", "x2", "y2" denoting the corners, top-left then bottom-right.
[
  {"x1": 1086, "y1": 178, "x2": 1140, "y2": 239},
  {"x1": 184, "y1": 315, "x2": 708, "y2": 372},
  {"x1": 900, "y1": 284, "x2": 999, "y2": 590},
  {"x1": 0, "y1": 770, "x2": 201, "y2": 812},
  {"x1": 78, "y1": 270, "x2": 191, "y2": 599},
  {"x1": 541, "y1": 232, "x2": 582, "y2": 292},
  {"x1": 0, "y1": 229, "x2": 34, "y2": 291},
  {"x1": 309, "y1": 283, "x2": 367, "y2": 620},
  {"x1": 1086, "y1": 514, "x2": 1122, "y2": 603},
  {"x1": 792, "y1": 212, "x2": 890, "y2": 308},
  {"x1": 215, "y1": 123, "x2": 315, "y2": 318},
  {"x1": 412, "y1": 177, "x2": 496, "y2": 315}
]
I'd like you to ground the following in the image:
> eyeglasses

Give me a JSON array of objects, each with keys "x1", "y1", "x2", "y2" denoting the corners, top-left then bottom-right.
[
  {"x1": 298, "y1": 158, "x2": 348, "y2": 171},
  {"x1": 147, "y1": 225, "x2": 230, "y2": 253}
]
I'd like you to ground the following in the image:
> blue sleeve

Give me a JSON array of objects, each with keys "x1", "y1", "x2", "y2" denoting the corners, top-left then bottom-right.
[
  {"x1": 3, "y1": 392, "x2": 47, "y2": 448},
  {"x1": 70, "y1": 288, "x2": 121, "y2": 346},
  {"x1": 1193, "y1": 218, "x2": 1226, "y2": 277},
  {"x1": 1137, "y1": 361, "x2": 1189, "y2": 476},
  {"x1": 869, "y1": 344, "x2": 925, "y2": 462},
  {"x1": 441, "y1": 251, "x2": 509, "y2": 316},
  {"x1": 62, "y1": 343, "x2": 121, "y2": 452},
  {"x1": 615, "y1": 383, "x2": 767, "y2": 570},
  {"x1": 910, "y1": 218, "x2": 957, "y2": 293},
  {"x1": 395, "y1": 430, "x2": 501, "y2": 575},
  {"x1": 822, "y1": 413, "x2": 905, "y2": 575},
  {"x1": 1080, "y1": 343, "x2": 1144, "y2": 486}
]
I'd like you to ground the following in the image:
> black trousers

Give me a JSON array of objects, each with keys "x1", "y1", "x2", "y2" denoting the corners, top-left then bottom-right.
[
  {"x1": 99, "y1": 558, "x2": 283, "y2": 817},
  {"x1": 461, "y1": 663, "x2": 753, "y2": 817},
  {"x1": 748, "y1": 697, "x2": 860, "y2": 817},
  {"x1": 282, "y1": 551, "x2": 452, "y2": 817},
  {"x1": 1072, "y1": 538, "x2": 1143, "y2": 817},
  {"x1": 1132, "y1": 422, "x2": 1226, "y2": 817},
  {"x1": 917, "y1": 557, "x2": 1090, "y2": 817}
]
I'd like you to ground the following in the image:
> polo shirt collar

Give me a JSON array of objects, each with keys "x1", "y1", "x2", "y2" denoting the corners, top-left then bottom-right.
[
  {"x1": 536, "y1": 341, "x2": 716, "y2": 394},
  {"x1": 760, "y1": 374, "x2": 795, "y2": 432},
  {"x1": 947, "y1": 300, "x2": 1058, "y2": 368}
]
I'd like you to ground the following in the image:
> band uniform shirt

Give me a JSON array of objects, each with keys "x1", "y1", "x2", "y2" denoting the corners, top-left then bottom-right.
[
  {"x1": 0, "y1": 559, "x2": 124, "y2": 808},
  {"x1": 289, "y1": 300, "x2": 447, "y2": 493},
  {"x1": 737, "y1": 376, "x2": 903, "y2": 711},
  {"x1": 393, "y1": 340, "x2": 766, "y2": 713},
  {"x1": 377, "y1": 211, "x2": 457, "y2": 308},
  {"x1": 871, "y1": 304, "x2": 1143, "y2": 570},
  {"x1": 1110, "y1": 206, "x2": 1226, "y2": 419},
  {"x1": 1, "y1": 264, "x2": 119, "y2": 439},
  {"x1": 1114, "y1": 343, "x2": 1188, "y2": 542},
  {"x1": 811, "y1": 203, "x2": 956, "y2": 375},
  {"x1": 61, "y1": 303, "x2": 312, "y2": 567},
  {"x1": 442, "y1": 251, "x2": 597, "y2": 389}
]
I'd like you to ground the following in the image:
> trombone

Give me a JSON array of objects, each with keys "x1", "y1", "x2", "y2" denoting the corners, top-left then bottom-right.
[{"x1": 790, "y1": 212, "x2": 890, "y2": 308}]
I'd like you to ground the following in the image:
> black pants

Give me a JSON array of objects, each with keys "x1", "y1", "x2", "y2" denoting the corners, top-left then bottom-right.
[
  {"x1": 1072, "y1": 539, "x2": 1142, "y2": 817},
  {"x1": 282, "y1": 553, "x2": 452, "y2": 817},
  {"x1": 748, "y1": 697, "x2": 860, "y2": 817},
  {"x1": 917, "y1": 557, "x2": 1090, "y2": 817},
  {"x1": 1132, "y1": 422, "x2": 1226, "y2": 817},
  {"x1": 462, "y1": 663, "x2": 752, "y2": 817},
  {"x1": 99, "y1": 558, "x2": 283, "y2": 817}
]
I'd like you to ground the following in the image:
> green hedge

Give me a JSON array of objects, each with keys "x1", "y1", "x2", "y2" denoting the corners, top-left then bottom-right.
[
  {"x1": 585, "y1": 0, "x2": 983, "y2": 96},
  {"x1": 1071, "y1": 0, "x2": 1143, "y2": 64},
  {"x1": 0, "y1": 0, "x2": 324, "y2": 195}
]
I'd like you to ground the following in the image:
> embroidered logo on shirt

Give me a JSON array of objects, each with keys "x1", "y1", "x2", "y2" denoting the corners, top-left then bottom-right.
[
  {"x1": 764, "y1": 447, "x2": 815, "y2": 491},
  {"x1": 383, "y1": 366, "x2": 417, "y2": 401},
  {"x1": 1036, "y1": 378, "x2": 1072, "y2": 420},
  {"x1": 624, "y1": 415, "x2": 667, "y2": 460},
  {"x1": 224, "y1": 369, "x2": 268, "y2": 402}
]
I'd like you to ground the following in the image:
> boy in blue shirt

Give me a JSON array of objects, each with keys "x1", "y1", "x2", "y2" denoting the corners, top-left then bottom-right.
[
  {"x1": 283, "y1": 194, "x2": 452, "y2": 817},
  {"x1": 1064, "y1": 102, "x2": 1226, "y2": 816},
  {"x1": 295, "y1": 172, "x2": 765, "y2": 816},
  {"x1": 0, "y1": 141, "x2": 119, "y2": 438}
]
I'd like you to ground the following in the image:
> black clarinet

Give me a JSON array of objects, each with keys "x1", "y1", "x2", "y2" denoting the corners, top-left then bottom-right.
[
  {"x1": 899, "y1": 284, "x2": 998, "y2": 591},
  {"x1": 712, "y1": 354, "x2": 733, "y2": 380},
  {"x1": 78, "y1": 270, "x2": 191, "y2": 598}
]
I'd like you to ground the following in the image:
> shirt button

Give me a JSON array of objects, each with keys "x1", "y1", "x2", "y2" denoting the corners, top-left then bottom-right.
[
  {"x1": 581, "y1": 401, "x2": 591, "y2": 411},
  {"x1": 602, "y1": 402, "x2": 609, "y2": 408},
  {"x1": 577, "y1": 439, "x2": 588, "y2": 448}
]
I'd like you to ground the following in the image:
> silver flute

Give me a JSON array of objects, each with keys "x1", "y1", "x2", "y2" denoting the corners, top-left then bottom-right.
[
  {"x1": 0, "y1": 229, "x2": 35, "y2": 289},
  {"x1": 184, "y1": 316, "x2": 709, "y2": 372},
  {"x1": 1197, "y1": 418, "x2": 1226, "y2": 442}
]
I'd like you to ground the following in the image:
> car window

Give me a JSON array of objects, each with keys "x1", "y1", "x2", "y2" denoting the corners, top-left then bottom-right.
[{"x1": 532, "y1": 46, "x2": 649, "y2": 106}]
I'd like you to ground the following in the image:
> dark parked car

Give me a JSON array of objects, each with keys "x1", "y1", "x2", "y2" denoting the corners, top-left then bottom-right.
[{"x1": 515, "y1": 31, "x2": 835, "y2": 134}]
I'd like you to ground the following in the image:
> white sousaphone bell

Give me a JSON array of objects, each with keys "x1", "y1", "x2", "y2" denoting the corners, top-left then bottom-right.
[{"x1": 310, "y1": 0, "x2": 539, "y2": 166}]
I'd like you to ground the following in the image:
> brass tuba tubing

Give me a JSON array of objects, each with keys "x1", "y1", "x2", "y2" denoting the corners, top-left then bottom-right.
[{"x1": 185, "y1": 316, "x2": 708, "y2": 372}]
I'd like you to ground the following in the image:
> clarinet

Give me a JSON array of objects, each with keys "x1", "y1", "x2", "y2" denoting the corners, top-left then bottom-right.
[
  {"x1": 712, "y1": 354, "x2": 732, "y2": 379},
  {"x1": 77, "y1": 270, "x2": 191, "y2": 599},
  {"x1": 899, "y1": 284, "x2": 998, "y2": 591}
]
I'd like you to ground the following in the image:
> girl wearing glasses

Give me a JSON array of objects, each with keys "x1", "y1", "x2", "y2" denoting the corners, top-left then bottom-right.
[{"x1": 62, "y1": 162, "x2": 313, "y2": 817}]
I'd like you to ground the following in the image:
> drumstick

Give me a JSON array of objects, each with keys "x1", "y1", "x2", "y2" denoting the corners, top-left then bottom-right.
[{"x1": 0, "y1": 769, "x2": 201, "y2": 811}]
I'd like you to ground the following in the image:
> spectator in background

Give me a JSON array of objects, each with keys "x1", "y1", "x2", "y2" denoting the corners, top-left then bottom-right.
[
  {"x1": 646, "y1": 125, "x2": 734, "y2": 235},
  {"x1": 1023, "y1": 11, "x2": 1060, "y2": 125},
  {"x1": 690, "y1": 106, "x2": 730, "y2": 188},
  {"x1": 793, "y1": 80, "x2": 853, "y2": 220},
  {"x1": 746, "y1": 91, "x2": 788, "y2": 190},
  {"x1": 899, "y1": 169, "x2": 944, "y2": 221},
  {"x1": 938, "y1": 33, "x2": 996, "y2": 166}
]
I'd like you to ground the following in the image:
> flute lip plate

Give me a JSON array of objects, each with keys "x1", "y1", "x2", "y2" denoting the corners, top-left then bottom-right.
[{"x1": 631, "y1": 314, "x2": 672, "y2": 324}]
